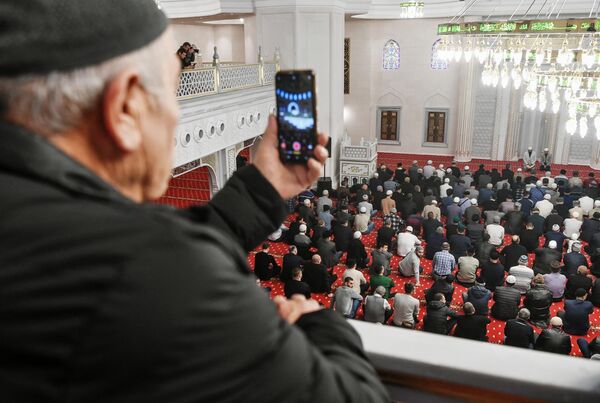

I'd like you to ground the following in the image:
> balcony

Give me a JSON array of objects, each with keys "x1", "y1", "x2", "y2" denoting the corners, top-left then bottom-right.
[{"x1": 350, "y1": 321, "x2": 600, "y2": 402}]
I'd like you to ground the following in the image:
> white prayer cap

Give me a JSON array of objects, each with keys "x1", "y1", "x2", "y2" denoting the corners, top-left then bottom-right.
[
  {"x1": 299, "y1": 224, "x2": 307, "y2": 233},
  {"x1": 550, "y1": 183, "x2": 557, "y2": 189},
  {"x1": 528, "y1": 146, "x2": 533, "y2": 150},
  {"x1": 464, "y1": 166, "x2": 470, "y2": 171},
  {"x1": 353, "y1": 231, "x2": 362, "y2": 239},
  {"x1": 572, "y1": 211, "x2": 579, "y2": 218},
  {"x1": 439, "y1": 164, "x2": 444, "y2": 168},
  {"x1": 453, "y1": 197, "x2": 460, "y2": 203},
  {"x1": 552, "y1": 224, "x2": 560, "y2": 231},
  {"x1": 413, "y1": 160, "x2": 418, "y2": 164},
  {"x1": 362, "y1": 194, "x2": 368, "y2": 200},
  {"x1": 550, "y1": 317, "x2": 563, "y2": 327},
  {"x1": 544, "y1": 194, "x2": 551, "y2": 200},
  {"x1": 322, "y1": 190, "x2": 329, "y2": 196},
  {"x1": 427, "y1": 160, "x2": 433, "y2": 165},
  {"x1": 486, "y1": 183, "x2": 493, "y2": 189},
  {"x1": 571, "y1": 233, "x2": 579, "y2": 240},
  {"x1": 432, "y1": 200, "x2": 438, "y2": 205},
  {"x1": 506, "y1": 275, "x2": 516, "y2": 284},
  {"x1": 359, "y1": 206, "x2": 367, "y2": 213},
  {"x1": 444, "y1": 178, "x2": 450, "y2": 183},
  {"x1": 406, "y1": 226, "x2": 413, "y2": 232},
  {"x1": 446, "y1": 168, "x2": 452, "y2": 173},
  {"x1": 517, "y1": 168, "x2": 522, "y2": 172},
  {"x1": 303, "y1": 199, "x2": 311, "y2": 206},
  {"x1": 544, "y1": 148, "x2": 549, "y2": 152},
  {"x1": 545, "y1": 171, "x2": 551, "y2": 176},
  {"x1": 373, "y1": 172, "x2": 379, "y2": 178},
  {"x1": 386, "y1": 190, "x2": 393, "y2": 196},
  {"x1": 471, "y1": 198, "x2": 477, "y2": 205},
  {"x1": 549, "y1": 240, "x2": 557, "y2": 249},
  {"x1": 536, "y1": 180, "x2": 543, "y2": 187}
]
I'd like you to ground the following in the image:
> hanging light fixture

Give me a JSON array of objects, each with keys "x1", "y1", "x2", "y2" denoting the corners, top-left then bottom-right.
[{"x1": 400, "y1": 2, "x2": 424, "y2": 19}]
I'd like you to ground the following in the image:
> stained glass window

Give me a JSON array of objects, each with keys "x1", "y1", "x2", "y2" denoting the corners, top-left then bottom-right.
[
  {"x1": 383, "y1": 40, "x2": 400, "y2": 70},
  {"x1": 431, "y1": 39, "x2": 448, "y2": 70}
]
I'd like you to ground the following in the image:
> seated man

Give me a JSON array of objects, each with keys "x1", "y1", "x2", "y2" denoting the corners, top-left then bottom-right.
[
  {"x1": 423, "y1": 293, "x2": 457, "y2": 335},
  {"x1": 370, "y1": 244, "x2": 393, "y2": 276},
  {"x1": 364, "y1": 286, "x2": 393, "y2": 324},
  {"x1": 333, "y1": 219, "x2": 353, "y2": 253},
  {"x1": 281, "y1": 245, "x2": 304, "y2": 283},
  {"x1": 577, "y1": 337, "x2": 600, "y2": 359},
  {"x1": 453, "y1": 302, "x2": 490, "y2": 341},
  {"x1": 425, "y1": 275, "x2": 455, "y2": 307},
  {"x1": 254, "y1": 243, "x2": 282, "y2": 281},
  {"x1": 316, "y1": 230, "x2": 342, "y2": 269},
  {"x1": 376, "y1": 219, "x2": 396, "y2": 249},
  {"x1": 491, "y1": 276, "x2": 521, "y2": 321},
  {"x1": 397, "y1": 226, "x2": 420, "y2": 257},
  {"x1": 504, "y1": 308, "x2": 535, "y2": 349},
  {"x1": 354, "y1": 206, "x2": 374, "y2": 234},
  {"x1": 303, "y1": 254, "x2": 336, "y2": 294},
  {"x1": 523, "y1": 274, "x2": 553, "y2": 328},
  {"x1": 544, "y1": 261, "x2": 567, "y2": 301},
  {"x1": 399, "y1": 245, "x2": 424, "y2": 286},
  {"x1": 535, "y1": 317, "x2": 572, "y2": 355},
  {"x1": 426, "y1": 226, "x2": 446, "y2": 260},
  {"x1": 392, "y1": 283, "x2": 420, "y2": 329},
  {"x1": 347, "y1": 232, "x2": 369, "y2": 269},
  {"x1": 558, "y1": 289, "x2": 594, "y2": 335},
  {"x1": 332, "y1": 277, "x2": 363, "y2": 319},
  {"x1": 509, "y1": 255, "x2": 534, "y2": 294},
  {"x1": 369, "y1": 265, "x2": 395, "y2": 298},
  {"x1": 479, "y1": 250, "x2": 505, "y2": 292},
  {"x1": 284, "y1": 267, "x2": 311, "y2": 299},
  {"x1": 343, "y1": 259, "x2": 368, "y2": 294},
  {"x1": 565, "y1": 266, "x2": 593, "y2": 299},
  {"x1": 462, "y1": 282, "x2": 492, "y2": 316},
  {"x1": 456, "y1": 247, "x2": 479, "y2": 287},
  {"x1": 432, "y1": 242, "x2": 456, "y2": 280}
]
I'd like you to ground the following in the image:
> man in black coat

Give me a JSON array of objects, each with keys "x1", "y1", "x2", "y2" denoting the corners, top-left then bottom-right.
[
  {"x1": 563, "y1": 243, "x2": 588, "y2": 277},
  {"x1": 376, "y1": 219, "x2": 396, "y2": 249},
  {"x1": 545, "y1": 210, "x2": 564, "y2": 233},
  {"x1": 533, "y1": 241, "x2": 562, "y2": 275},
  {"x1": 520, "y1": 222, "x2": 540, "y2": 252},
  {"x1": 500, "y1": 235, "x2": 528, "y2": 271},
  {"x1": 0, "y1": 6, "x2": 388, "y2": 399},
  {"x1": 479, "y1": 250, "x2": 505, "y2": 292},
  {"x1": 302, "y1": 255, "x2": 336, "y2": 294},
  {"x1": 491, "y1": 276, "x2": 522, "y2": 320},
  {"x1": 453, "y1": 302, "x2": 490, "y2": 341},
  {"x1": 524, "y1": 275, "x2": 553, "y2": 328},
  {"x1": 333, "y1": 220, "x2": 353, "y2": 252},
  {"x1": 565, "y1": 266, "x2": 593, "y2": 299},
  {"x1": 316, "y1": 231, "x2": 342, "y2": 269},
  {"x1": 425, "y1": 275, "x2": 455, "y2": 307},
  {"x1": 581, "y1": 212, "x2": 600, "y2": 243},
  {"x1": 423, "y1": 294, "x2": 457, "y2": 335},
  {"x1": 535, "y1": 317, "x2": 572, "y2": 355},
  {"x1": 426, "y1": 227, "x2": 447, "y2": 260},
  {"x1": 504, "y1": 309, "x2": 535, "y2": 348},
  {"x1": 504, "y1": 205, "x2": 524, "y2": 235},
  {"x1": 474, "y1": 233, "x2": 496, "y2": 265},
  {"x1": 422, "y1": 212, "x2": 443, "y2": 241},
  {"x1": 254, "y1": 243, "x2": 282, "y2": 280},
  {"x1": 284, "y1": 267, "x2": 312, "y2": 299},
  {"x1": 281, "y1": 245, "x2": 304, "y2": 283}
]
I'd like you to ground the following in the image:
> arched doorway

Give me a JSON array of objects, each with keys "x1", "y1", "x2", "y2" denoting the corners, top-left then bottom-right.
[{"x1": 156, "y1": 165, "x2": 216, "y2": 208}]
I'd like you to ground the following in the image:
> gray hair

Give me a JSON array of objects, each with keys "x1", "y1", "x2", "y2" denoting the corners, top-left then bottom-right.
[
  {"x1": 0, "y1": 32, "x2": 169, "y2": 135},
  {"x1": 374, "y1": 286, "x2": 386, "y2": 297},
  {"x1": 518, "y1": 308, "x2": 530, "y2": 320}
]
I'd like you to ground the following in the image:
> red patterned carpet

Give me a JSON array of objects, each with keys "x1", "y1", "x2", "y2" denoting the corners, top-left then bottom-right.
[{"x1": 248, "y1": 213, "x2": 600, "y2": 357}]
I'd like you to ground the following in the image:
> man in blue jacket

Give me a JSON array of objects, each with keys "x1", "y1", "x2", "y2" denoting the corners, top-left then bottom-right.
[{"x1": 559, "y1": 289, "x2": 594, "y2": 335}]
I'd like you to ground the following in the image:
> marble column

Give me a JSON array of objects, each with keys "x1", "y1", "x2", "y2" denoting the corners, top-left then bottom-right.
[
  {"x1": 254, "y1": 0, "x2": 345, "y2": 183},
  {"x1": 503, "y1": 87, "x2": 523, "y2": 161},
  {"x1": 454, "y1": 60, "x2": 477, "y2": 162},
  {"x1": 591, "y1": 139, "x2": 600, "y2": 169}
]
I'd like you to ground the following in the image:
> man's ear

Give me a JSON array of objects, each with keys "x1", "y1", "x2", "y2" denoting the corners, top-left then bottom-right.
[{"x1": 102, "y1": 68, "x2": 145, "y2": 152}]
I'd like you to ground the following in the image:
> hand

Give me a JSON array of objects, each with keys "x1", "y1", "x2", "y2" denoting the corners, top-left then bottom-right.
[
  {"x1": 253, "y1": 115, "x2": 329, "y2": 199},
  {"x1": 273, "y1": 295, "x2": 321, "y2": 324}
]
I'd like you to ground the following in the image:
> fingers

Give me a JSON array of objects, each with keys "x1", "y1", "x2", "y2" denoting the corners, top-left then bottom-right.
[{"x1": 262, "y1": 115, "x2": 278, "y2": 147}]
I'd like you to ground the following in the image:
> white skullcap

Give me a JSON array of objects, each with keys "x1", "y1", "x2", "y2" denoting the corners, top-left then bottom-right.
[
  {"x1": 464, "y1": 166, "x2": 470, "y2": 171},
  {"x1": 571, "y1": 233, "x2": 579, "y2": 240},
  {"x1": 359, "y1": 206, "x2": 367, "y2": 213},
  {"x1": 572, "y1": 211, "x2": 579, "y2": 218},
  {"x1": 595, "y1": 200, "x2": 600, "y2": 207},
  {"x1": 439, "y1": 164, "x2": 444, "y2": 168},
  {"x1": 550, "y1": 317, "x2": 563, "y2": 327},
  {"x1": 444, "y1": 178, "x2": 450, "y2": 183},
  {"x1": 550, "y1": 183, "x2": 557, "y2": 189},
  {"x1": 406, "y1": 226, "x2": 413, "y2": 232},
  {"x1": 322, "y1": 190, "x2": 329, "y2": 196},
  {"x1": 471, "y1": 198, "x2": 477, "y2": 205},
  {"x1": 446, "y1": 168, "x2": 452, "y2": 173},
  {"x1": 487, "y1": 183, "x2": 493, "y2": 189},
  {"x1": 427, "y1": 160, "x2": 433, "y2": 165},
  {"x1": 386, "y1": 190, "x2": 393, "y2": 196},
  {"x1": 353, "y1": 231, "x2": 362, "y2": 239},
  {"x1": 544, "y1": 148, "x2": 549, "y2": 152},
  {"x1": 303, "y1": 198, "x2": 310, "y2": 206},
  {"x1": 544, "y1": 194, "x2": 551, "y2": 200},
  {"x1": 373, "y1": 172, "x2": 379, "y2": 178},
  {"x1": 506, "y1": 275, "x2": 516, "y2": 284},
  {"x1": 362, "y1": 194, "x2": 368, "y2": 200},
  {"x1": 528, "y1": 146, "x2": 533, "y2": 150},
  {"x1": 432, "y1": 200, "x2": 438, "y2": 205},
  {"x1": 377, "y1": 185, "x2": 383, "y2": 191},
  {"x1": 417, "y1": 168, "x2": 423, "y2": 173},
  {"x1": 299, "y1": 224, "x2": 307, "y2": 232},
  {"x1": 413, "y1": 160, "x2": 418, "y2": 164},
  {"x1": 549, "y1": 240, "x2": 557, "y2": 249},
  {"x1": 545, "y1": 171, "x2": 551, "y2": 176},
  {"x1": 552, "y1": 224, "x2": 560, "y2": 231},
  {"x1": 517, "y1": 168, "x2": 522, "y2": 172},
  {"x1": 536, "y1": 181, "x2": 543, "y2": 187},
  {"x1": 453, "y1": 197, "x2": 460, "y2": 203}
]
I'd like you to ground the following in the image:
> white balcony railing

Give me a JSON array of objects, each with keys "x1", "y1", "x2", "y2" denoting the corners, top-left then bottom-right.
[{"x1": 177, "y1": 61, "x2": 280, "y2": 100}]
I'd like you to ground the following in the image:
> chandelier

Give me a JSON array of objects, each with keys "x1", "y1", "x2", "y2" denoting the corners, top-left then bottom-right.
[
  {"x1": 400, "y1": 2, "x2": 424, "y2": 19},
  {"x1": 436, "y1": 16, "x2": 600, "y2": 139}
]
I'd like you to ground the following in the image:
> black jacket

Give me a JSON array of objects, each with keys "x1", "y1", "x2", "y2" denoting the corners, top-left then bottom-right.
[
  {"x1": 533, "y1": 247, "x2": 562, "y2": 275},
  {"x1": 524, "y1": 284, "x2": 553, "y2": 324},
  {"x1": 424, "y1": 301, "x2": 457, "y2": 335},
  {"x1": 491, "y1": 286, "x2": 521, "y2": 320},
  {"x1": 454, "y1": 315, "x2": 490, "y2": 341},
  {"x1": 284, "y1": 280, "x2": 312, "y2": 299},
  {"x1": 581, "y1": 218, "x2": 600, "y2": 243},
  {"x1": 504, "y1": 210, "x2": 524, "y2": 235},
  {"x1": 544, "y1": 213, "x2": 564, "y2": 233},
  {"x1": 520, "y1": 229, "x2": 539, "y2": 252},
  {"x1": 333, "y1": 224, "x2": 353, "y2": 252},
  {"x1": 591, "y1": 279, "x2": 600, "y2": 307},
  {"x1": 426, "y1": 233, "x2": 446, "y2": 260},
  {"x1": 563, "y1": 252, "x2": 588, "y2": 277},
  {"x1": 504, "y1": 319, "x2": 535, "y2": 348},
  {"x1": 302, "y1": 262, "x2": 333, "y2": 293},
  {"x1": 565, "y1": 273, "x2": 593, "y2": 299},
  {"x1": 535, "y1": 328, "x2": 572, "y2": 355},
  {"x1": 422, "y1": 218, "x2": 442, "y2": 241},
  {"x1": 425, "y1": 280, "x2": 455, "y2": 307},
  {"x1": 480, "y1": 261, "x2": 505, "y2": 292},
  {"x1": 281, "y1": 253, "x2": 304, "y2": 283},
  {"x1": 474, "y1": 241, "x2": 496, "y2": 264},
  {"x1": 347, "y1": 239, "x2": 368, "y2": 267},
  {"x1": 0, "y1": 122, "x2": 387, "y2": 402},
  {"x1": 500, "y1": 243, "x2": 527, "y2": 271},
  {"x1": 254, "y1": 251, "x2": 281, "y2": 280},
  {"x1": 376, "y1": 226, "x2": 396, "y2": 249},
  {"x1": 317, "y1": 239, "x2": 339, "y2": 268}
]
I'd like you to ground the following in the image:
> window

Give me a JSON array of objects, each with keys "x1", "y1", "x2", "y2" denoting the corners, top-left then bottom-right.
[
  {"x1": 431, "y1": 39, "x2": 448, "y2": 70},
  {"x1": 377, "y1": 108, "x2": 401, "y2": 142},
  {"x1": 383, "y1": 40, "x2": 400, "y2": 70},
  {"x1": 424, "y1": 109, "x2": 448, "y2": 145}
]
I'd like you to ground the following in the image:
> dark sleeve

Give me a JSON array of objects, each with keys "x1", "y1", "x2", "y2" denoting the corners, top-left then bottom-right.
[{"x1": 179, "y1": 165, "x2": 286, "y2": 252}]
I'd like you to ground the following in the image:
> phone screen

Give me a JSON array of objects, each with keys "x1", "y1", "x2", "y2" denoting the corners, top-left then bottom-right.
[{"x1": 275, "y1": 71, "x2": 317, "y2": 164}]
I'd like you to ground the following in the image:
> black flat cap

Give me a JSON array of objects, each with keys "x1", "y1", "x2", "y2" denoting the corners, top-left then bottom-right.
[{"x1": 0, "y1": 0, "x2": 168, "y2": 76}]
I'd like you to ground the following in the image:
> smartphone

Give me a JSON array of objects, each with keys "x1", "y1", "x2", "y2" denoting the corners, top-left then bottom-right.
[{"x1": 275, "y1": 70, "x2": 318, "y2": 164}]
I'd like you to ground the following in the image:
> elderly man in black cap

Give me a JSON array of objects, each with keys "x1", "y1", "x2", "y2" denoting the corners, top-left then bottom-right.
[{"x1": 0, "y1": 1, "x2": 388, "y2": 401}]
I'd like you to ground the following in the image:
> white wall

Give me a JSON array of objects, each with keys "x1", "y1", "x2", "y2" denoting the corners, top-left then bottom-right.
[
  {"x1": 344, "y1": 18, "x2": 460, "y2": 156},
  {"x1": 171, "y1": 23, "x2": 245, "y2": 63}
]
